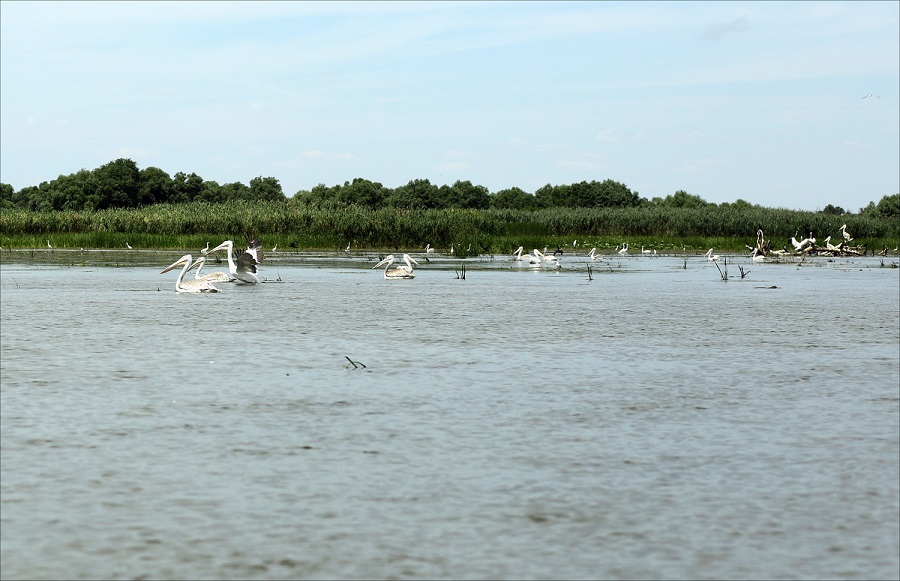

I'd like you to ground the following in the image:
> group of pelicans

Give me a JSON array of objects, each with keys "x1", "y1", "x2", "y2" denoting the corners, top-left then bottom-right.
[
  {"x1": 161, "y1": 224, "x2": 890, "y2": 292},
  {"x1": 160, "y1": 240, "x2": 424, "y2": 292},
  {"x1": 160, "y1": 239, "x2": 264, "y2": 293}
]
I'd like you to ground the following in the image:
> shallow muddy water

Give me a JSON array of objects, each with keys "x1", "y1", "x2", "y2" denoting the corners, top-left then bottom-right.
[{"x1": 1, "y1": 251, "x2": 898, "y2": 580}]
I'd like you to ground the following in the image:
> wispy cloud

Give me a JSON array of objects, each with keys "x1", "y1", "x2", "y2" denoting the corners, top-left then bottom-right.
[{"x1": 703, "y1": 16, "x2": 749, "y2": 41}]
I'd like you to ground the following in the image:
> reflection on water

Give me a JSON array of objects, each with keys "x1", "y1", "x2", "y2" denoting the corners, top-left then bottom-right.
[{"x1": 1, "y1": 254, "x2": 898, "y2": 580}]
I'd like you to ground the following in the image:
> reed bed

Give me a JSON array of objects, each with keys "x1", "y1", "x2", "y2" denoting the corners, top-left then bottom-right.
[{"x1": 1, "y1": 201, "x2": 897, "y2": 252}]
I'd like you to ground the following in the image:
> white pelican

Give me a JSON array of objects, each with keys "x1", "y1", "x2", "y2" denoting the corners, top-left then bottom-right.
[
  {"x1": 425, "y1": 243, "x2": 436, "y2": 253},
  {"x1": 190, "y1": 256, "x2": 234, "y2": 283},
  {"x1": 617, "y1": 244, "x2": 629, "y2": 255},
  {"x1": 705, "y1": 248, "x2": 720, "y2": 261},
  {"x1": 588, "y1": 247, "x2": 599, "y2": 260},
  {"x1": 206, "y1": 239, "x2": 264, "y2": 284},
  {"x1": 533, "y1": 248, "x2": 558, "y2": 264},
  {"x1": 823, "y1": 236, "x2": 841, "y2": 251},
  {"x1": 373, "y1": 254, "x2": 419, "y2": 279},
  {"x1": 840, "y1": 224, "x2": 853, "y2": 243},
  {"x1": 790, "y1": 236, "x2": 810, "y2": 251},
  {"x1": 160, "y1": 255, "x2": 220, "y2": 293},
  {"x1": 201, "y1": 242, "x2": 210, "y2": 254},
  {"x1": 641, "y1": 246, "x2": 652, "y2": 254},
  {"x1": 513, "y1": 246, "x2": 529, "y2": 262}
]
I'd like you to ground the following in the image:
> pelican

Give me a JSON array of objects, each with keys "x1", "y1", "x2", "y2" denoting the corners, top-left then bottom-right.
[
  {"x1": 206, "y1": 239, "x2": 264, "y2": 284},
  {"x1": 617, "y1": 244, "x2": 628, "y2": 255},
  {"x1": 790, "y1": 236, "x2": 811, "y2": 252},
  {"x1": 588, "y1": 247, "x2": 601, "y2": 260},
  {"x1": 840, "y1": 224, "x2": 853, "y2": 243},
  {"x1": 160, "y1": 255, "x2": 220, "y2": 293},
  {"x1": 533, "y1": 248, "x2": 558, "y2": 264},
  {"x1": 705, "y1": 248, "x2": 720, "y2": 261},
  {"x1": 513, "y1": 246, "x2": 529, "y2": 262},
  {"x1": 823, "y1": 236, "x2": 841, "y2": 252},
  {"x1": 201, "y1": 242, "x2": 210, "y2": 254},
  {"x1": 190, "y1": 256, "x2": 234, "y2": 283},
  {"x1": 425, "y1": 244, "x2": 436, "y2": 253},
  {"x1": 373, "y1": 254, "x2": 419, "y2": 279},
  {"x1": 641, "y1": 246, "x2": 652, "y2": 254}
]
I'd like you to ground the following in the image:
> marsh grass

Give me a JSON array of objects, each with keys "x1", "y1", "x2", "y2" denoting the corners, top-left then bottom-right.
[{"x1": 1, "y1": 201, "x2": 897, "y2": 253}]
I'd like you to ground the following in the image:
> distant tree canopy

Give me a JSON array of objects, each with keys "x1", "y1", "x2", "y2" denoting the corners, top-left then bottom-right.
[
  {"x1": 0, "y1": 158, "x2": 894, "y2": 216},
  {"x1": 1, "y1": 158, "x2": 284, "y2": 211}
]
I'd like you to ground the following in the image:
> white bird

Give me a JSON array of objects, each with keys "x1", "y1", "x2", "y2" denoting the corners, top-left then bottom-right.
[
  {"x1": 752, "y1": 253, "x2": 767, "y2": 262},
  {"x1": 425, "y1": 243, "x2": 436, "y2": 253},
  {"x1": 373, "y1": 254, "x2": 419, "y2": 279},
  {"x1": 705, "y1": 248, "x2": 720, "y2": 262},
  {"x1": 790, "y1": 236, "x2": 811, "y2": 251},
  {"x1": 201, "y1": 242, "x2": 210, "y2": 255},
  {"x1": 126, "y1": 242, "x2": 132, "y2": 249},
  {"x1": 617, "y1": 244, "x2": 628, "y2": 255},
  {"x1": 533, "y1": 248, "x2": 558, "y2": 264},
  {"x1": 512, "y1": 246, "x2": 529, "y2": 262},
  {"x1": 160, "y1": 255, "x2": 220, "y2": 293},
  {"x1": 206, "y1": 239, "x2": 264, "y2": 284},
  {"x1": 271, "y1": 244, "x2": 277, "y2": 252},
  {"x1": 840, "y1": 224, "x2": 853, "y2": 243},
  {"x1": 345, "y1": 242, "x2": 351, "y2": 252},
  {"x1": 190, "y1": 256, "x2": 234, "y2": 283},
  {"x1": 823, "y1": 236, "x2": 841, "y2": 252},
  {"x1": 47, "y1": 240, "x2": 52, "y2": 249},
  {"x1": 587, "y1": 247, "x2": 601, "y2": 260},
  {"x1": 641, "y1": 245, "x2": 652, "y2": 254}
]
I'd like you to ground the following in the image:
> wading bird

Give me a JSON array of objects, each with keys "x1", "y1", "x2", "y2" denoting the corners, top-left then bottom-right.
[
  {"x1": 201, "y1": 242, "x2": 210, "y2": 254},
  {"x1": 617, "y1": 244, "x2": 629, "y2": 255},
  {"x1": 206, "y1": 239, "x2": 264, "y2": 284},
  {"x1": 425, "y1": 244, "x2": 436, "y2": 253},
  {"x1": 126, "y1": 242, "x2": 132, "y2": 249},
  {"x1": 373, "y1": 254, "x2": 419, "y2": 279},
  {"x1": 47, "y1": 240, "x2": 52, "y2": 249},
  {"x1": 705, "y1": 248, "x2": 720, "y2": 262},
  {"x1": 160, "y1": 255, "x2": 220, "y2": 293}
]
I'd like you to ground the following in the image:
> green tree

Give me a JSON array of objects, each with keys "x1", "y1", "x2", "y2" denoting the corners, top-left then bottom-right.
[
  {"x1": 138, "y1": 167, "x2": 174, "y2": 206},
  {"x1": 491, "y1": 187, "x2": 538, "y2": 210},
  {"x1": 444, "y1": 180, "x2": 490, "y2": 209},
  {"x1": 94, "y1": 158, "x2": 140, "y2": 208},
  {"x1": 0, "y1": 183, "x2": 13, "y2": 209},
  {"x1": 171, "y1": 172, "x2": 205, "y2": 204},
  {"x1": 386, "y1": 178, "x2": 440, "y2": 209},
  {"x1": 339, "y1": 178, "x2": 387, "y2": 208},
  {"x1": 249, "y1": 176, "x2": 284, "y2": 201},
  {"x1": 873, "y1": 193, "x2": 900, "y2": 219}
]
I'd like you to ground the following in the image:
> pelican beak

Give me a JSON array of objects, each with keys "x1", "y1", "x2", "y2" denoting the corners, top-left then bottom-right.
[
  {"x1": 208, "y1": 242, "x2": 229, "y2": 254},
  {"x1": 160, "y1": 260, "x2": 186, "y2": 274}
]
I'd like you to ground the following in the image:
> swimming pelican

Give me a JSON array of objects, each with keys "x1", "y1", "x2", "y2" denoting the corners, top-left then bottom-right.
[
  {"x1": 840, "y1": 224, "x2": 853, "y2": 243},
  {"x1": 373, "y1": 254, "x2": 419, "y2": 279},
  {"x1": 201, "y1": 242, "x2": 210, "y2": 254},
  {"x1": 533, "y1": 248, "x2": 558, "y2": 264},
  {"x1": 160, "y1": 255, "x2": 220, "y2": 293},
  {"x1": 513, "y1": 246, "x2": 529, "y2": 262},
  {"x1": 617, "y1": 244, "x2": 628, "y2": 255},
  {"x1": 189, "y1": 256, "x2": 234, "y2": 283},
  {"x1": 206, "y1": 239, "x2": 264, "y2": 284},
  {"x1": 705, "y1": 248, "x2": 720, "y2": 261}
]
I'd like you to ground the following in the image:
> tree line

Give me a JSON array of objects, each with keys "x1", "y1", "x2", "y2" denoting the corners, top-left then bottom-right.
[{"x1": 1, "y1": 157, "x2": 897, "y2": 219}]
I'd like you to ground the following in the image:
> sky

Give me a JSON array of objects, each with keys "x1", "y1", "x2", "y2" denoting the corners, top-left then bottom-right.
[{"x1": 1, "y1": 1, "x2": 897, "y2": 212}]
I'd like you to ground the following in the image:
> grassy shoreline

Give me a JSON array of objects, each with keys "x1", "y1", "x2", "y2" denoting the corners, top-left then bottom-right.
[{"x1": 2, "y1": 202, "x2": 897, "y2": 255}]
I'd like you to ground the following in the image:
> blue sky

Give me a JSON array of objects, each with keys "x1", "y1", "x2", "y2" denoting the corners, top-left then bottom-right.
[{"x1": 1, "y1": 1, "x2": 897, "y2": 211}]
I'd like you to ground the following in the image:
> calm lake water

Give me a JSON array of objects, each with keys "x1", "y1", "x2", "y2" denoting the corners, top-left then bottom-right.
[{"x1": 1, "y1": 250, "x2": 898, "y2": 580}]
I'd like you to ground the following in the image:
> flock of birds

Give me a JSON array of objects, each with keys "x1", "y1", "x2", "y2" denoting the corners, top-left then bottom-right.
[
  {"x1": 156, "y1": 223, "x2": 895, "y2": 292},
  {"x1": 159, "y1": 239, "x2": 264, "y2": 293}
]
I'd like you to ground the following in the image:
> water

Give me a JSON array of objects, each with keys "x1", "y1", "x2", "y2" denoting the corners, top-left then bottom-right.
[{"x1": 2, "y1": 252, "x2": 898, "y2": 580}]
